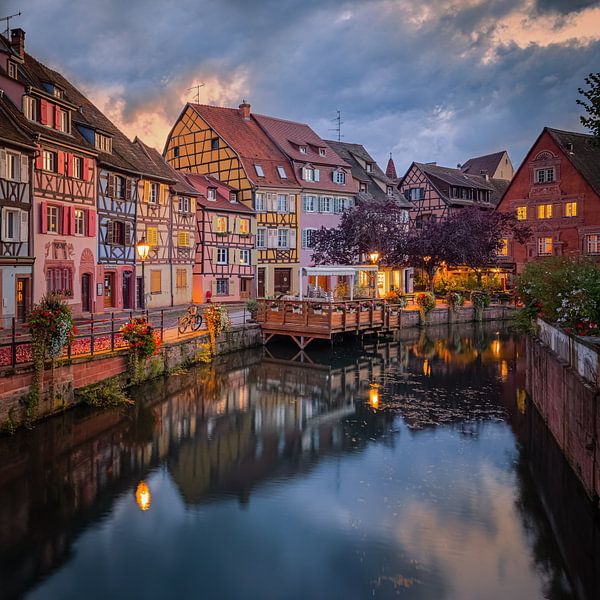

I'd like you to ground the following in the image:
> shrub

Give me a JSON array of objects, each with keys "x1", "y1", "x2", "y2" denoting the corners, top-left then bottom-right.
[
  {"x1": 245, "y1": 298, "x2": 258, "y2": 317},
  {"x1": 385, "y1": 289, "x2": 408, "y2": 308},
  {"x1": 470, "y1": 289, "x2": 490, "y2": 309},
  {"x1": 79, "y1": 379, "x2": 133, "y2": 408},
  {"x1": 120, "y1": 317, "x2": 161, "y2": 360},
  {"x1": 446, "y1": 291, "x2": 464, "y2": 312},
  {"x1": 416, "y1": 292, "x2": 436, "y2": 314}
]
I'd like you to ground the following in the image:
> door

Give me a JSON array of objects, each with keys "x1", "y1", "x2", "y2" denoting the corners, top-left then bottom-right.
[
  {"x1": 274, "y1": 268, "x2": 291, "y2": 295},
  {"x1": 122, "y1": 271, "x2": 132, "y2": 309},
  {"x1": 15, "y1": 278, "x2": 30, "y2": 322},
  {"x1": 81, "y1": 274, "x2": 91, "y2": 312},
  {"x1": 257, "y1": 267, "x2": 266, "y2": 298},
  {"x1": 104, "y1": 273, "x2": 115, "y2": 308}
]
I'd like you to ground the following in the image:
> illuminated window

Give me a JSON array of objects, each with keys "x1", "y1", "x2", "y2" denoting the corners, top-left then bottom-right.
[
  {"x1": 537, "y1": 204, "x2": 552, "y2": 219},
  {"x1": 239, "y1": 218, "x2": 250, "y2": 235},
  {"x1": 537, "y1": 237, "x2": 552, "y2": 255},
  {"x1": 74, "y1": 209, "x2": 85, "y2": 235},
  {"x1": 498, "y1": 238, "x2": 508, "y2": 256},
  {"x1": 239, "y1": 249, "x2": 250, "y2": 265},
  {"x1": 146, "y1": 226, "x2": 158, "y2": 246},
  {"x1": 565, "y1": 202, "x2": 577, "y2": 217},
  {"x1": 216, "y1": 216, "x2": 228, "y2": 234},
  {"x1": 516, "y1": 206, "x2": 527, "y2": 220},
  {"x1": 586, "y1": 234, "x2": 600, "y2": 255},
  {"x1": 46, "y1": 205, "x2": 59, "y2": 233}
]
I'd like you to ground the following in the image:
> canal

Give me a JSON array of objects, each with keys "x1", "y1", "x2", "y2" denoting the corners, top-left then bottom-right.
[{"x1": 0, "y1": 322, "x2": 597, "y2": 599}]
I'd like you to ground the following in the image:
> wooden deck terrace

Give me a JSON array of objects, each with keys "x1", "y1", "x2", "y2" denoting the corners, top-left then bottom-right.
[{"x1": 255, "y1": 299, "x2": 406, "y2": 349}]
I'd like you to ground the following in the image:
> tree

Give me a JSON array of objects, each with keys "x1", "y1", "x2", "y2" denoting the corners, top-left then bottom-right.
[
  {"x1": 577, "y1": 72, "x2": 600, "y2": 144},
  {"x1": 311, "y1": 199, "x2": 408, "y2": 265}
]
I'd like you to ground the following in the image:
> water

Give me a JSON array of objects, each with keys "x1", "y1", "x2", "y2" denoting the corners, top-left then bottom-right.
[{"x1": 0, "y1": 322, "x2": 597, "y2": 599}]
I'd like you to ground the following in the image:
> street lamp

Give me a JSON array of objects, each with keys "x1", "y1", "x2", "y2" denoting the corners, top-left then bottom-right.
[
  {"x1": 136, "y1": 236, "x2": 150, "y2": 309},
  {"x1": 369, "y1": 250, "x2": 380, "y2": 264}
]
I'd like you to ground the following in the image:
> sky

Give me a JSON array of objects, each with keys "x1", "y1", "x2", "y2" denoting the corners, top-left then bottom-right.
[{"x1": 3, "y1": 0, "x2": 600, "y2": 175}]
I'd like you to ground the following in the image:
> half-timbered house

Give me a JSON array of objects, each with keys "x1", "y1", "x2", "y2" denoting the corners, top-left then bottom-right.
[
  {"x1": 0, "y1": 97, "x2": 36, "y2": 323},
  {"x1": 184, "y1": 173, "x2": 256, "y2": 303},
  {"x1": 496, "y1": 128, "x2": 600, "y2": 273},
  {"x1": 164, "y1": 101, "x2": 301, "y2": 297}
]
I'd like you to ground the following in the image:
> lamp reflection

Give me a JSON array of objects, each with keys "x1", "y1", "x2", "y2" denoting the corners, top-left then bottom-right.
[
  {"x1": 135, "y1": 480, "x2": 151, "y2": 511},
  {"x1": 369, "y1": 384, "x2": 379, "y2": 409}
]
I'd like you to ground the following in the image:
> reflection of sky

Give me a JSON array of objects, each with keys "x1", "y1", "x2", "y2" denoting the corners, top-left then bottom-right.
[{"x1": 29, "y1": 415, "x2": 549, "y2": 599}]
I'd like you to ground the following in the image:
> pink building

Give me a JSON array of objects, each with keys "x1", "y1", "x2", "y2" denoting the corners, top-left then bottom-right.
[{"x1": 183, "y1": 173, "x2": 256, "y2": 303}]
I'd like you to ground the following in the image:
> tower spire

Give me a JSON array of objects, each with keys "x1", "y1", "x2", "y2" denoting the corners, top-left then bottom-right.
[{"x1": 386, "y1": 153, "x2": 397, "y2": 180}]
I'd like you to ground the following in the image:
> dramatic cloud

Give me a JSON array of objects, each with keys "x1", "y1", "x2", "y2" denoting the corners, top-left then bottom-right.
[{"x1": 5, "y1": 0, "x2": 600, "y2": 173}]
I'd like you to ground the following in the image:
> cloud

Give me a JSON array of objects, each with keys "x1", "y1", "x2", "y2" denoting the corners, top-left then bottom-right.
[{"x1": 4, "y1": 0, "x2": 600, "y2": 170}]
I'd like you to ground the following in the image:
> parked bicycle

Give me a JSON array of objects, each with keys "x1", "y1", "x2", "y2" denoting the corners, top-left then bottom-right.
[{"x1": 178, "y1": 304, "x2": 203, "y2": 334}]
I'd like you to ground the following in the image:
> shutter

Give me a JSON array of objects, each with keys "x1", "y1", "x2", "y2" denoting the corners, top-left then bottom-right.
[
  {"x1": 301, "y1": 195, "x2": 307, "y2": 212},
  {"x1": 0, "y1": 208, "x2": 5, "y2": 240},
  {"x1": 57, "y1": 151, "x2": 65, "y2": 175},
  {"x1": 289, "y1": 228, "x2": 296, "y2": 250},
  {"x1": 143, "y1": 180, "x2": 150, "y2": 202},
  {"x1": 314, "y1": 169, "x2": 320, "y2": 182},
  {"x1": 212, "y1": 247, "x2": 217, "y2": 264},
  {"x1": 190, "y1": 198, "x2": 196, "y2": 213},
  {"x1": 40, "y1": 202, "x2": 47, "y2": 233},
  {"x1": 233, "y1": 216, "x2": 239, "y2": 234},
  {"x1": 40, "y1": 100, "x2": 48, "y2": 125},
  {"x1": 250, "y1": 217, "x2": 257, "y2": 235},
  {"x1": 0, "y1": 149, "x2": 6, "y2": 179},
  {"x1": 229, "y1": 248, "x2": 237, "y2": 265},
  {"x1": 124, "y1": 222, "x2": 131, "y2": 245},
  {"x1": 107, "y1": 174, "x2": 115, "y2": 197},
  {"x1": 289, "y1": 194, "x2": 296, "y2": 212},
  {"x1": 88, "y1": 210, "x2": 96, "y2": 236},
  {"x1": 211, "y1": 279, "x2": 217, "y2": 296},
  {"x1": 212, "y1": 215, "x2": 218, "y2": 232},
  {"x1": 53, "y1": 106, "x2": 60, "y2": 129},
  {"x1": 20, "y1": 210, "x2": 28, "y2": 242},
  {"x1": 70, "y1": 206, "x2": 76, "y2": 234},
  {"x1": 266, "y1": 193, "x2": 274, "y2": 212},
  {"x1": 318, "y1": 196, "x2": 323, "y2": 212},
  {"x1": 36, "y1": 152, "x2": 44, "y2": 171},
  {"x1": 160, "y1": 184, "x2": 167, "y2": 205},
  {"x1": 301, "y1": 229, "x2": 307, "y2": 249},
  {"x1": 125, "y1": 177, "x2": 132, "y2": 200},
  {"x1": 268, "y1": 228, "x2": 277, "y2": 248},
  {"x1": 251, "y1": 249, "x2": 257, "y2": 265},
  {"x1": 228, "y1": 278, "x2": 235, "y2": 297},
  {"x1": 106, "y1": 220, "x2": 114, "y2": 245},
  {"x1": 66, "y1": 154, "x2": 73, "y2": 177},
  {"x1": 60, "y1": 206, "x2": 68, "y2": 235}
]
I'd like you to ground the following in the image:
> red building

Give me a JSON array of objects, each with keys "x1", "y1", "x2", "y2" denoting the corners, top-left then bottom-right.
[{"x1": 496, "y1": 128, "x2": 600, "y2": 272}]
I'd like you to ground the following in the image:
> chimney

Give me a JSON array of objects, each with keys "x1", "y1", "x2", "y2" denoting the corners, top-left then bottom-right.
[
  {"x1": 480, "y1": 168, "x2": 489, "y2": 181},
  {"x1": 10, "y1": 28, "x2": 25, "y2": 59},
  {"x1": 239, "y1": 100, "x2": 251, "y2": 120}
]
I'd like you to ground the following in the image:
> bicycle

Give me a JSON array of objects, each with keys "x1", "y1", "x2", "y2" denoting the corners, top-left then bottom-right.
[{"x1": 178, "y1": 305, "x2": 203, "y2": 334}]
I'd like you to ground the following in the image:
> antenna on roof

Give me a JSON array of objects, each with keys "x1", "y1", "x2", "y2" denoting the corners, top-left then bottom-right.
[
  {"x1": 329, "y1": 109, "x2": 343, "y2": 142},
  {"x1": 188, "y1": 83, "x2": 205, "y2": 104},
  {"x1": 1, "y1": 12, "x2": 21, "y2": 37}
]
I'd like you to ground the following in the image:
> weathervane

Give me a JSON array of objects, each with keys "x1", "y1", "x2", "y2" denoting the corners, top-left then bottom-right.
[
  {"x1": 1, "y1": 11, "x2": 22, "y2": 37},
  {"x1": 188, "y1": 83, "x2": 205, "y2": 104}
]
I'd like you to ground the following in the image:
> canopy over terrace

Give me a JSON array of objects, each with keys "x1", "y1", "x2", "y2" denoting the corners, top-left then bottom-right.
[{"x1": 299, "y1": 265, "x2": 379, "y2": 300}]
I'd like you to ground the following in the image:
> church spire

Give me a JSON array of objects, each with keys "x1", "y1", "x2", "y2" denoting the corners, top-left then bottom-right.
[{"x1": 386, "y1": 153, "x2": 397, "y2": 180}]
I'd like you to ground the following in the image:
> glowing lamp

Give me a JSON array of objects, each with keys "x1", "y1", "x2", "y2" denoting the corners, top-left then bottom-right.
[
  {"x1": 369, "y1": 251, "x2": 380, "y2": 264},
  {"x1": 135, "y1": 480, "x2": 151, "y2": 511},
  {"x1": 136, "y1": 236, "x2": 150, "y2": 262},
  {"x1": 369, "y1": 384, "x2": 379, "y2": 409}
]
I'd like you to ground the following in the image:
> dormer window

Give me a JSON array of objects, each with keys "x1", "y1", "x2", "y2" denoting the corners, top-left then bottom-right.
[
  {"x1": 95, "y1": 132, "x2": 112, "y2": 153},
  {"x1": 7, "y1": 61, "x2": 17, "y2": 79},
  {"x1": 366, "y1": 163, "x2": 373, "y2": 173},
  {"x1": 387, "y1": 186, "x2": 393, "y2": 196},
  {"x1": 255, "y1": 164, "x2": 264, "y2": 177},
  {"x1": 299, "y1": 146, "x2": 307, "y2": 154},
  {"x1": 53, "y1": 87, "x2": 64, "y2": 99},
  {"x1": 333, "y1": 170, "x2": 345, "y2": 185},
  {"x1": 319, "y1": 148, "x2": 326, "y2": 157},
  {"x1": 57, "y1": 109, "x2": 70, "y2": 133},
  {"x1": 302, "y1": 166, "x2": 319, "y2": 182},
  {"x1": 230, "y1": 192, "x2": 237, "y2": 203},
  {"x1": 360, "y1": 183, "x2": 367, "y2": 193},
  {"x1": 277, "y1": 166, "x2": 287, "y2": 179},
  {"x1": 23, "y1": 96, "x2": 37, "y2": 121},
  {"x1": 207, "y1": 188, "x2": 217, "y2": 201}
]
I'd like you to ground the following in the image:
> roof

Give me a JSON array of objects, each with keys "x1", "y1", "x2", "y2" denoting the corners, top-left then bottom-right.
[
  {"x1": 0, "y1": 95, "x2": 36, "y2": 149},
  {"x1": 460, "y1": 151, "x2": 507, "y2": 178},
  {"x1": 546, "y1": 128, "x2": 600, "y2": 198},
  {"x1": 255, "y1": 114, "x2": 350, "y2": 168},
  {"x1": 183, "y1": 172, "x2": 254, "y2": 213},
  {"x1": 133, "y1": 138, "x2": 178, "y2": 184},
  {"x1": 386, "y1": 155, "x2": 398, "y2": 180},
  {"x1": 189, "y1": 104, "x2": 298, "y2": 188},
  {"x1": 415, "y1": 162, "x2": 495, "y2": 191}
]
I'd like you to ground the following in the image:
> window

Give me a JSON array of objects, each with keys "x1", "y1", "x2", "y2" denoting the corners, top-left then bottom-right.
[
  {"x1": 46, "y1": 267, "x2": 73, "y2": 296},
  {"x1": 302, "y1": 167, "x2": 319, "y2": 181},
  {"x1": 366, "y1": 163, "x2": 373, "y2": 173},
  {"x1": 178, "y1": 231, "x2": 190, "y2": 247},
  {"x1": 43, "y1": 150, "x2": 56, "y2": 172},
  {"x1": 47, "y1": 205, "x2": 59, "y2": 233},
  {"x1": 207, "y1": 188, "x2": 216, "y2": 201},
  {"x1": 179, "y1": 196, "x2": 191, "y2": 213},
  {"x1": 2, "y1": 209, "x2": 19, "y2": 241},
  {"x1": 256, "y1": 227, "x2": 266, "y2": 248},
  {"x1": 565, "y1": 202, "x2": 577, "y2": 217},
  {"x1": 230, "y1": 192, "x2": 237, "y2": 203},
  {"x1": 320, "y1": 196, "x2": 332, "y2": 213},
  {"x1": 302, "y1": 228, "x2": 317, "y2": 248},
  {"x1": 23, "y1": 96, "x2": 37, "y2": 121},
  {"x1": 277, "y1": 194, "x2": 288, "y2": 212},
  {"x1": 216, "y1": 248, "x2": 228, "y2": 264},
  {"x1": 239, "y1": 218, "x2": 250, "y2": 235},
  {"x1": 95, "y1": 133, "x2": 112, "y2": 153},
  {"x1": 173, "y1": 146, "x2": 180, "y2": 158},
  {"x1": 302, "y1": 195, "x2": 315, "y2": 212},
  {"x1": 360, "y1": 183, "x2": 367, "y2": 193},
  {"x1": 73, "y1": 156, "x2": 83, "y2": 180},
  {"x1": 516, "y1": 206, "x2": 527, "y2": 220},
  {"x1": 535, "y1": 168, "x2": 555, "y2": 183},
  {"x1": 409, "y1": 188, "x2": 424, "y2": 201},
  {"x1": 537, "y1": 204, "x2": 552, "y2": 219},
  {"x1": 498, "y1": 238, "x2": 508, "y2": 256},
  {"x1": 6, "y1": 152, "x2": 20, "y2": 181},
  {"x1": 110, "y1": 220, "x2": 126, "y2": 245},
  {"x1": 151, "y1": 270, "x2": 162, "y2": 294},
  {"x1": 176, "y1": 268, "x2": 187, "y2": 289},
  {"x1": 586, "y1": 234, "x2": 600, "y2": 255},
  {"x1": 147, "y1": 226, "x2": 158, "y2": 246},
  {"x1": 211, "y1": 138, "x2": 219, "y2": 151},
  {"x1": 7, "y1": 61, "x2": 17, "y2": 79},
  {"x1": 239, "y1": 249, "x2": 250, "y2": 265},
  {"x1": 149, "y1": 183, "x2": 159, "y2": 204},
  {"x1": 299, "y1": 146, "x2": 307, "y2": 154},
  {"x1": 255, "y1": 193, "x2": 265, "y2": 211},
  {"x1": 334, "y1": 197, "x2": 350, "y2": 213},
  {"x1": 277, "y1": 166, "x2": 287, "y2": 179},
  {"x1": 216, "y1": 278, "x2": 229, "y2": 295},
  {"x1": 333, "y1": 170, "x2": 345, "y2": 184},
  {"x1": 53, "y1": 86, "x2": 65, "y2": 99},
  {"x1": 319, "y1": 148, "x2": 326, "y2": 157},
  {"x1": 255, "y1": 164, "x2": 264, "y2": 177},
  {"x1": 277, "y1": 228, "x2": 289, "y2": 248},
  {"x1": 74, "y1": 209, "x2": 85, "y2": 235},
  {"x1": 57, "y1": 110, "x2": 69, "y2": 133},
  {"x1": 538, "y1": 237, "x2": 553, "y2": 256},
  {"x1": 387, "y1": 186, "x2": 393, "y2": 196},
  {"x1": 216, "y1": 216, "x2": 228, "y2": 234}
]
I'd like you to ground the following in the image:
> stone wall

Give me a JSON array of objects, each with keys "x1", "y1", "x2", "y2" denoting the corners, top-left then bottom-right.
[{"x1": 0, "y1": 324, "x2": 262, "y2": 429}]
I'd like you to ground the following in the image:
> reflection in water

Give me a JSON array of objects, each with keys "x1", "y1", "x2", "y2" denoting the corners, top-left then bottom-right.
[{"x1": 0, "y1": 322, "x2": 595, "y2": 599}]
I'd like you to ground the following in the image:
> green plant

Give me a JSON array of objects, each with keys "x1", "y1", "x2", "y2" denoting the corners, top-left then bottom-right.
[
  {"x1": 0, "y1": 408, "x2": 18, "y2": 435},
  {"x1": 471, "y1": 289, "x2": 491, "y2": 309},
  {"x1": 446, "y1": 291, "x2": 464, "y2": 312},
  {"x1": 416, "y1": 292, "x2": 436, "y2": 314},
  {"x1": 385, "y1": 289, "x2": 408, "y2": 308},
  {"x1": 78, "y1": 379, "x2": 132, "y2": 409},
  {"x1": 204, "y1": 304, "x2": 231, "y2": 353},
  {"x1": 195, "y1": 343, "x2": 213, "y2": 363},
  {"x1": 120, "y1": 317, "x2": 161, "y2": 383},
  {"x1": 245, "y1": 298, "x2": 259, "y2": 317}
]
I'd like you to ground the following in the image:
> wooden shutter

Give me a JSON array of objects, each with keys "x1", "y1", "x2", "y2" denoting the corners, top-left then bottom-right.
[
  {"x1": 228, "y1": 278, "x2": 235, "y2": 297},
  {"x1": 69, "y1": 206, "x2": 76, "y2": 235},
  {"x1": 143, "y1": 180, "x2": 150, "y2": 202},
  {"x1": 251, "y1": 249, "x2": 257, "y2": 265},
  {"x1": 19, "y1": 155, "x2": 29, "y2": 184},
  {"x1": 314, "y1": 169, "x2": 320, "y2": 182},
  {"x1": 250, "y1": 217, "x2": 257, "y2": 235},
  {"x1": 289, "y1": 194, "x2": 296, "y2": 212},
  {"x1": 147, "y1": 226, "x2": 158, "y2": 246},
  {"x1": 106, "y1": 220, "x2": 114, "y2": 245},
  {"x1": 190, "y1": 198, "x2": 196, "y2": 213},
  {"x1": 36, "y1": 152, "x2": 43, "y2": 171},
  {"x1": 88, "y1": 210, "x2": 96, "y2": 237},
  {"x1": 301, "y1": 229, "x2": 307, "y2": 249},
  {"x1": 159, "y1": 184, "x2": 167, "y2": 205},
  {"x1": 57, "y1": 151, "x2": 65, "y2": 175},
  {"x1": 53, "y1": 106, "x2": 60, "y2": 129},
  {"x1": 211, "y1": 279, "x2": 217, "y2": 296},
  {"x1": 0, "y1": 208, "x2": 5, "y2": 240},
  {"x1": 151, "y1": 270, "x2": 161, "y2": 293},
  {"x1": 40, "y1": 202, "x2": 47, "y2": 233},
  {"x1": 289, "y1": 228, "x2": 297, "y2": 250},
  {"x1": 124, "y1": 222, "x2": 131, "y2": 245},
  {"x1": 0, "y1": 150, "x2": 6, "y2": 180},
  {"x1": 66, "y1": 154, "x2": 73, "y2": 178},
  {"x1": 125, "y1": 178, "x2": 132, "y2": 200},
  {"x1": 229, "y1": 248, "x2": 237, "y2": 265},
  {"x1": 40, "y1": 100, "x2": 48, "y2": 125},
  {"x1": 107, "y1": 174, "x2": 115, "y2": 198},
  {"x1": 212, "y1": 247, "x2": 217, "y2": 264},
  {"x1": 267, "y1": 228, "x2": 277, "y2": 248},
  {"x1": 20, "y1": 210, "x2": 28, "y2": 242},
  {"x1": 60, "y1": 206, "x2": 69, "y2": 235}
]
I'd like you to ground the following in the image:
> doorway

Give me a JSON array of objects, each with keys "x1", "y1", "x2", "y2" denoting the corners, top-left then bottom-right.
[
  {"x1": 81, "y1": 274, "x2": 91, "y2": 312},
  {"x1": 122, "y1": 271, "x2": 132, "y2": 309},
  {"x1": 257, "y1": 268, "x2": 266, "y2": 298},
  {"x1": 274, "y1": 268, "x2": 291, "y2": 295},
  {"x1": 15, "y1": 277, "x2": 30, "y2": 322},
  {"x1": 104, "y1": 272, "x2": 115, "y2": 308}
]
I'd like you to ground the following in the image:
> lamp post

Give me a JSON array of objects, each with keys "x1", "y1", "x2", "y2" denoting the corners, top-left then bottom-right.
[
  {"x1": 369, "y1": 250, "x2": 380, "y2": 298},
  {"x1": 136, "y1": 236, "x2": 150, "y2": 310}
]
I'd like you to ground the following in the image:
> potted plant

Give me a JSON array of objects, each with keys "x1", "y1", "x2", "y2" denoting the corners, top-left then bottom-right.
[
  {"x1": 416, "y1": 292, "x2": 436, "y2": 326},
  {"x1": 446, "y1": 291, "x2": 464, "y2": 313},
  {"x1": 245, "y1": 298, "x2": 259, "y2": 321},
  {"x1": 470, "y1": 289, "x2": 491, "y2": 321}
]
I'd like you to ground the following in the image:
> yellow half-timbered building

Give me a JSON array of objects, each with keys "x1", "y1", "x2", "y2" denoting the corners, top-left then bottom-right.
[{"x1": 164, "y1": 101, "x2": 301, "y2": 297}]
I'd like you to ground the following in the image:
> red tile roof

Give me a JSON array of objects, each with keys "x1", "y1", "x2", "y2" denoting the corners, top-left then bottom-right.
[
  {"x1": 189, "y1": 104, "x2": 298, "y2": 189},
  {"x1": 183, "y1": 172, "x2": 255, "y2": 213}
]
